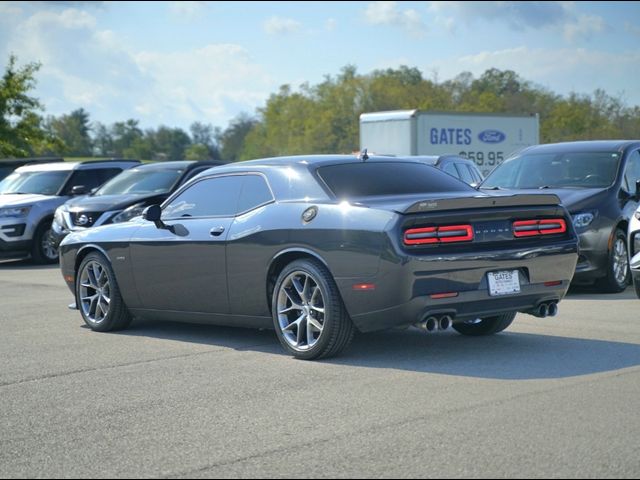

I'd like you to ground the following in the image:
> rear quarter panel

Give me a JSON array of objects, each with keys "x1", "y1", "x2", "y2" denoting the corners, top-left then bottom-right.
[{"x1": 226, "y1": 202, "x2": 395, "y2": 317}]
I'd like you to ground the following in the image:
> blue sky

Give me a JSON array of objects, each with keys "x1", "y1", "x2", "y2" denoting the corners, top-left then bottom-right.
[{"x1": 1, "y1": 1, "x2": 639, "y2": 131}]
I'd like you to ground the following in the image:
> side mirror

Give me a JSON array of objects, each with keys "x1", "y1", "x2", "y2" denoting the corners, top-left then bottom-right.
[
  {"x1": 143, "y1": 205, "x2": 174, "y2": 233},
  {"x1": 71, "y1": 185, "x2": 87, "y2": 196},
  {"x1": 142, "y1": 204, "x2": 161, "y2": 222}
]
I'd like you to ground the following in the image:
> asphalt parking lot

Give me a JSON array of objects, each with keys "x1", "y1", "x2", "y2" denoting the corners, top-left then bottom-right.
[{"x1": 1, "y1": 260, "x2": 639, "y2": 478}]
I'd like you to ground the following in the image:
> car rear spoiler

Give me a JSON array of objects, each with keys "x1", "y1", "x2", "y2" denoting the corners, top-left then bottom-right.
[{"x1": 404, "y1": 194, "x2": 562, "y2": 214}]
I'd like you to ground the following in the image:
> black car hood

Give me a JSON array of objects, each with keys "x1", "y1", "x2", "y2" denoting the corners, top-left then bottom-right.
[
  {"x1": 484, "y1": 187, "x2": 608, "y2": 212},
  {"x1": 64, "y1": 193, "x2": 168, "y2": 212}
]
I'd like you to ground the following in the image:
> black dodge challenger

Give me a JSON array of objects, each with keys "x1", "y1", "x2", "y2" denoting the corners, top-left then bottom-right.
[{"x1": 60, "y1": 155, "x2": 579, "y2": 359}]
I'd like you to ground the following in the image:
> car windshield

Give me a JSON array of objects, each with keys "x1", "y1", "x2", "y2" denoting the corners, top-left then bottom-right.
[
  {"x1": 482, "y1": 151, "x2": 621, "y2": 189},
  {"x1": 317, "y1": 162, "x2": 473, "y2": 198},
  {"x1": 0, "y1": 170, "x2": 69, "y2": 195},
  {"x1": 94, "y1": 168, "x2": 184, "y2": 196}
]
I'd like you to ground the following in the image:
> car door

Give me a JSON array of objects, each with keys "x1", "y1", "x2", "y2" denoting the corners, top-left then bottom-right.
[
  {"x1": 621, "y1": 149, "x2": 640, "y2": 220},
  {"x1": 130, "y1": 174, "x2": 244, "y2": 314}
]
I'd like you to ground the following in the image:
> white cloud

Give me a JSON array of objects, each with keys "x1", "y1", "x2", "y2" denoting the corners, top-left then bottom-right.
[
  {"x1": 564, "y1": 14, "x2": 606, "y2": 42},
  {"x1": 364, "y1": 1, "x2": 425, "y2": 36},
  {"x1": 428, "y1": 1, "x2": 607, "y2": 42},
  {"x1": 1, "y1": 7, "x2": 275, "y2": 129},
  {"x1": 263, "y1": 16, "x2": 302, "y2": 35},
  {"x1": 168, "y1": 1, "x2": 206, "y2": 21},
  {"x1": 326, "y1": 18, "x2": 337, "y2": 32},
  {"x1": 431, "y1": 46, "x2": 640, "y2": 99}
]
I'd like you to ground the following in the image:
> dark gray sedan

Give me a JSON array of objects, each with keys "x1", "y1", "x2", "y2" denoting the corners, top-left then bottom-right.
[
  {"x1": 59, "y1": 155, "x2": 579, "y2": 359},
  {"x1": 481, "y1": 140, "x2": 640, "y2": 293}
]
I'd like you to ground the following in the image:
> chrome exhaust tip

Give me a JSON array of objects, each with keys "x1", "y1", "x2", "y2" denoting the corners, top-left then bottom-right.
[
  {"x1": 548, "y1": 302, "x2": 558, "y2": 317},
  {"x1": 438, "y1": 315, "x2": 452, "y2": 330},
  {"x1": 538, "y1": 303, "x2": 548, "y2": 318},
  {"x1": 425, "y1": 316, "x2": 438, "y2": 332}
]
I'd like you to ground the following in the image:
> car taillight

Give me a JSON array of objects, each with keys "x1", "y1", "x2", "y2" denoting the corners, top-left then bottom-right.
[
  {"x1": 404, "y1": 225, "x2": 473, "y2": 245},
  {"x1": 513, "y1": 218, "x2": 567, "y2": 238}
]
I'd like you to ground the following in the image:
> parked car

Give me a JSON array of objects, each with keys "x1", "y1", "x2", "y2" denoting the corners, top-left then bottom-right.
[
  {"x1": 400, "y1": 155, "x2": 484, "y2": 186},
  {"x1": 481, "y1": 141, "x2": 640, "y2": 293},
  {"x1": 52, "y1": 160, "x2": 225, "y2": 248},
  {"x1": 59, "y1": 155, "x2": 578, "y2": 360},
  {"x1": 0, "y1": 159, "x2": 139, "y2": 263},
  {"x1": 0, "y1": 157, "x2": 64, "y2": 182}
]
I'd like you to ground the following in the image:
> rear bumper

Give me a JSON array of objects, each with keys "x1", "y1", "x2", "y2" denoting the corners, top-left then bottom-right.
[
  {"x1": 350, "y1": 282, "x2": 567, "y2": 332},
  {"x1": 337, "y1": 239, "x2": 578, "y2": 333}
]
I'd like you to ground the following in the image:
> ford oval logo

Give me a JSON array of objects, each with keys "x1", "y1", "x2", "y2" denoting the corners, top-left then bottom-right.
[{"x1": 478, "y1": 130, "x2": 506, "y2": 144}]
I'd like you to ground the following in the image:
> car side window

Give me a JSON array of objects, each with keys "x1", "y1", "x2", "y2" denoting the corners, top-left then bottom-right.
[
  {"x1": 442, "y1": 162, "x2": 459, "y2": 179},
  {"x1": 162, "y1": 175, "x2": 244, "y2": 219},
  {"x1": 237, "y1": 175, "x2": 273, "y2": 213},
  {"x1": 63, "y1": 168, "x2": 122, "y2": 194},
  {"x1": 455, "y1": 164, "x2": 474, "y2": 184},
  {"x1": 623, "y1": 150, "x2": 640, "y2": 192}
]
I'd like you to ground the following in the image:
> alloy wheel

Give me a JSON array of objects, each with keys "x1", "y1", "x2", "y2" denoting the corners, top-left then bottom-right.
[
  {"x1": 613, "y1": 238, "x2": 629, "y2": 286},
  {"x1": 79, "y1": 260, "x2": 111, "y2": 325},
  {"x1": 276, "y1": 271, "x2": 325, "y2": 351},
  {"x1": 41, "y1": 227, "x2": 58, "y2": 261}
]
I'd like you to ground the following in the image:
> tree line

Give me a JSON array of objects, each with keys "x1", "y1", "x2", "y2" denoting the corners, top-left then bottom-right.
[{"x1": 2, "y1": 55, "x2": 639, "y2": 161}]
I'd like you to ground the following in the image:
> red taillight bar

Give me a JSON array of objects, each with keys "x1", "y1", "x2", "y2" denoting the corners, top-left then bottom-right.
[
  {"x1": 404, "y1": 225, "x2": 473, "y2": 245},
  {"x1": 513, "y1": 218, "x2": 567, "y2": 238}
]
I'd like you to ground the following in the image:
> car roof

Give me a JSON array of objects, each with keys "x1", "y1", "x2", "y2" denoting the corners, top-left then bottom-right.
[
  {"x1": 129, "y1": 160, "x2": 227, "y2": 172},
  {"x1": 15, "y1": 159, "x2": 140, "y2": 173},
  {"x1": 203, "y1": 154, "x2": 429, "y2": 174},
  {"x1": 522, "y1": 140, "x2": 640, "y2": 155}
]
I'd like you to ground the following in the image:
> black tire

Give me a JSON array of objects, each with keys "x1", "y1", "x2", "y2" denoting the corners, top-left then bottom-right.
[
  {"x1": 31, "y1": 220, "x2": 58, "y2": 264},
  {"x1": 76, "y1": 252, "x2": 132, "y2": 332},
  {"x1": 595, "y1": 228, "x2": 630, "y2": 293},
  {"x1": 452, "y1": 312, "x2": 516, "y2": 336},
  {"x1": 272, "y1": 258, "x2": 355, "y2": 360}
]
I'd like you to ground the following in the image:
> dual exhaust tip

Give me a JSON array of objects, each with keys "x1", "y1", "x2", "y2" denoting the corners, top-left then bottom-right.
[
  {"x1": 532, "y1": 301, "x2": 558, "y2": 318},
  {"x1": 416, "y1": 314, "x2": 453, "y2": 332}
]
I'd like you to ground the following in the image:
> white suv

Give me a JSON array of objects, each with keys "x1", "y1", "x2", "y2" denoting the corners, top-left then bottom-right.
[{"x1": 0, "y1": 160, "x2": 139, "y2": 263}]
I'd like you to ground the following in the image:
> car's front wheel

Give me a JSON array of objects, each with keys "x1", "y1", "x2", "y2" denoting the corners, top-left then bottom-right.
[
  {"x1": 452, "y1": 312, "x2": 516, "y2": 336},
  {"x1": 596, "y1": 228, "x2": 630, "y2": 293},
  {"x1": 76, "y1": 252, "x2": 132, "y2": 332},
  {"x1": 31, "y1": 220, "x2": 58, "y2": 264},
  {"x1": 272, "y1": 259, "x2": 355, "y2": 360}
]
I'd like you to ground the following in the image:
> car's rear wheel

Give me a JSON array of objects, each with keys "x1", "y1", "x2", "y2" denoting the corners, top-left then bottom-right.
[
  {"x1": 76, "y1": 252, "x2": 132, "y2": 332},
  {"x1": 31, "y1": 220, "x2": 58, "y2": 264},
  {"x1": 596, "y1": 228, "x2": 629, "y2": 293},
  {"x1": 272, "y1": 259, "x2": 355, "y2": 360},
  {"x1": 452, "y1": 312, "x2": 516, "y2": 336}
]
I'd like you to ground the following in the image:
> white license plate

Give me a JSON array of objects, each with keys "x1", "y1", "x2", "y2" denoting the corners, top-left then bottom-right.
[{"x1": 488, "y1": 270, "x2": 521, "y2": 296}]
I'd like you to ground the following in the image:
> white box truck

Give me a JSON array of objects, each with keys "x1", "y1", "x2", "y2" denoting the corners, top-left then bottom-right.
[{"x1": 359, "y1": 110, "x2": 539, "y2": 176}]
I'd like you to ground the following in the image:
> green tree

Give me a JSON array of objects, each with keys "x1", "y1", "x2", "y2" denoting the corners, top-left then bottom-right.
[
  {"x1": 46, "y1": 108, "x2": 93, "y2": 156},
  {"x1": 217, "y1": 113, "x2": 258, "y2": 161},
  {"x1": 184, "y1": 143, "x2": 211, "y2": 160},
  {"x1": 111, "y1": 119, "x2": 143, "y2": 157},
  {"x1": 0, "y1": 54, "x2": 61, "y2": 157},
  {"x1": 190, "y1": 121, "x2": 220, "y2": 159}
]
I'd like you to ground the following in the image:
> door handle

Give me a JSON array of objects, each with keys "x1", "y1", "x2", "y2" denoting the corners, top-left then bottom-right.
[{"x1": 210, "y1": 226, "x2": 225, "y2": 237}]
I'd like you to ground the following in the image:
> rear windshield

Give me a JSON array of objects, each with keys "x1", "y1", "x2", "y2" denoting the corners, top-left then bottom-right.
[{"x1": 317, "y1": 162, "x2": 473, "y2": 198}]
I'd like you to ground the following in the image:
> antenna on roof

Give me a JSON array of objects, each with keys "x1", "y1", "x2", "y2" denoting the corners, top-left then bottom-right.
[{"x1": 359, "y1": 148, "x2": 369, "y2": 162}]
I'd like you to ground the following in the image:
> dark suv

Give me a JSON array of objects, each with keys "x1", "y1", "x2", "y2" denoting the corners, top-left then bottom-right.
[
  {"x1": 481, "y1": 140, "x2": 640, "y2": 292},
  {"x1": 52, "y1": 161, "x2": 225, "y2": 247}
]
